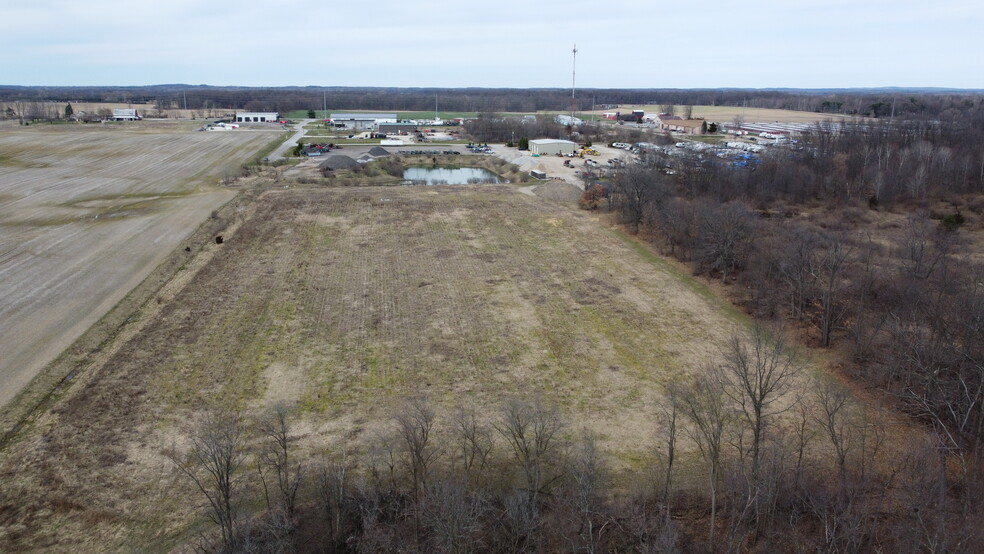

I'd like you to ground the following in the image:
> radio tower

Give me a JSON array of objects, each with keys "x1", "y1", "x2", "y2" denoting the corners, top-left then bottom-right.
[{"x1": 571, "y1": 44, "x2": 578, "y2": 121}]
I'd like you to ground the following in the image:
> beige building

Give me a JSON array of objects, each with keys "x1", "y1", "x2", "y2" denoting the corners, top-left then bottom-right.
[
  {"x1": 657, "y1": 116, "x2": 706, "y2": 135},
  {"x1": 529, "y1": 139, "x2": 577, "y2": 156}
]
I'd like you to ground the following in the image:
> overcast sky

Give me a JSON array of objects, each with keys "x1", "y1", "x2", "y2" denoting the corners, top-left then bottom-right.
[{"x1": 2, "y1": 0, "x2": 982, "y2": 89}]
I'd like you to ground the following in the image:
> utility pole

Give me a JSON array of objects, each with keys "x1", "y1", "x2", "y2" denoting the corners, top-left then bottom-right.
[
  {"x1": 323, "y1": 91, "x2": 327, "y2": 121},
  {"x1": 571, "y1": 44, "x2": 578, "y2": 122}
]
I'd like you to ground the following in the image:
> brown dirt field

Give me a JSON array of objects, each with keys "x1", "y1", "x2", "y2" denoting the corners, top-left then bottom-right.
[
  {"x1": 0, "y1": 183, "x2": 763, "y2": 550},
  {"x1": 0, "y1": 122, "x2": 277, "y2": 409}
]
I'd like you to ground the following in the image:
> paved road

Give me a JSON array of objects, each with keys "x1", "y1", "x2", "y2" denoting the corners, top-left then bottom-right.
[{"x1": 267, "y1": 118, "x2": 313, "y2": 161}]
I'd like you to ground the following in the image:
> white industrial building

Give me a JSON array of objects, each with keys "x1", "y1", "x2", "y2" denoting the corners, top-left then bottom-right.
[
  {"x1": 554, "y1": 114, "x2": 583, "y2": 126},
  {"x1": 529, "y1": 139, "x2": 577, "y2": 156},
  {"x1": 330, "y1": 113, "x2": 398, "y2": 130},
  {"x1": 112, "y1": 108, "x2": 140, "y2": 121},
  {"x1": 235, "y1": 112, "x2": 279, "y2": 123}
]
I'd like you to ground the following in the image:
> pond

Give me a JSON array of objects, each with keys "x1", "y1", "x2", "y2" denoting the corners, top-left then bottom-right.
[{"x1": 402, "y1": 166, "x2": 507, "y2": 186}]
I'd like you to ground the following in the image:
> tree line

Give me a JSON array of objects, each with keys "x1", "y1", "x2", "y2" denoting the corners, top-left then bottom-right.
[
  {"x1": 2, "y1": 85, "x2": 981, "y2": 120},
  {"x1": 165, "y1": 323, "x2": 983, "y2": 552},
  {"x1": 603, "y1": 112, "x2": 984, "y2": 549}
]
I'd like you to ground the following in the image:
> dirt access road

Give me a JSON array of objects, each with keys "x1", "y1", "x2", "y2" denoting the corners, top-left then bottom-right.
[
  {"x1": 0, "y1": 121, "x2": 276, "y2": 408},
  {"x1": 267, "y1": 118, "x2": 312, "y2": 161}
]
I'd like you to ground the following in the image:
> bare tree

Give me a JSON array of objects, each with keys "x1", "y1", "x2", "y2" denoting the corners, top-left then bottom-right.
[
  {"x1": 255, "y1": 403, "x2": 302, "y2": 522},
  {"x1": 775, "y1": 224, "x2": 820, "y2": 320},
  {"x1": 658, "y1": 197, "x2": 701, "y2": 260},
  {"x1": 812, "y1": 379, "x2": 855, "y2": 484},
  {"x1": 167, "y1": 411, "x2": 246, "y2": 551},
  {"x1": 811, "y1": 233, "x2": 852, "y2": 347},
  {"x1": 695, "y1": 200, "x2": 758, "y2": 281},
  {"x1": 497, "y1": 489, "x2": 541, "y2": 552},
  {"x1": 790, "y1": 397, "x2": 816, "y2": 493},
  {"x1": 316, "y1": 450, "x2": 349, "y2": 546},
  {"x1": 721, "y1": 324, "x2": 800, "y2": 477},
  {"x1": 657, "y1": 385, "x2": 682, "y2": 519},
  {"x1": 420, "y1": 475, "x2": 488, "y2": 554},
  {"x1": 848, "y1": 238, "x2": 888, "y2": 362},
  {"x1": 367, "y1": 430, "x2": 399, "y2": 494},
  {"x1": 610, "y1": 165, "x2": 664, "y2": 233},
  {"x1": 679, "y1": 371, "x2": 732, "y2": 547},
  {"x1": 451, "y1": 404, "x2": 495, "y2": 487},
  {"x1": 394, "y1": 396, "x2": 440, "y2": 501},
  {"x1": 564, "y1": 432, "x2": 609, "y2": 554},
  {"x1": 900, "y1": 212, "x2": 945, "y2": 280},
  {"x1": 494, "y1": 397, "x2": 566, "y2": 507}
]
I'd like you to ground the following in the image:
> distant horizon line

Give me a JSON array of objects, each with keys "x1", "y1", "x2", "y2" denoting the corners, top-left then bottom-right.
[{"x1": 2, "y1": 84, "x2": 983, "y2": 94}]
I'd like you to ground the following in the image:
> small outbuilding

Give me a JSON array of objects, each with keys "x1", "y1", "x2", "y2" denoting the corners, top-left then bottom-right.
[{"x1": 529, "y1": 139, "x2": 577, "y2": 156}]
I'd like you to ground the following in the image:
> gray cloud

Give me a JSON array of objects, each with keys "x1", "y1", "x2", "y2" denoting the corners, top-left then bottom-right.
[{"x1": 1, "y1": 0, "x2": 981, "y2": 88}]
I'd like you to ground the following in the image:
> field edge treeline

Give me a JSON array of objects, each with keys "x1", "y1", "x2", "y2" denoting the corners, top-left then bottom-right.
[{"x1": 2, "y1": 85, "x2": 983, "y2": 120}]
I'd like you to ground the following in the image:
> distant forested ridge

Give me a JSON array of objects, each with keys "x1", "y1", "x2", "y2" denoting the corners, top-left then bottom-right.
[{"x1": 1, "y1": 84, "x2": 982, "y2": 118}]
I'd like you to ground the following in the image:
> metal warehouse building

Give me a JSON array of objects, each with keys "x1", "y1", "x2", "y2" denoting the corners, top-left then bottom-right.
[
  {"x1": 112, "y1": 109, "x2": 140, "y2": 121},
  {"x1": 330, "y1": 113, "x2": 398, "y2": 131},
  {"x1": 377, "y1": 122, "x2": 418, "y2": 134},
  {"x1": 235, "y1": 112, "x2": 279, "y2": 123},
  {"x1": 529, "y1": 139, "x2": 577, "y2": 156}
]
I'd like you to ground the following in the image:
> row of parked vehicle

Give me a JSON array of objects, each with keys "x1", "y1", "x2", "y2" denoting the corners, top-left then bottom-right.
[
  {"x1": 466, "y1": 144, "x2": 494, "y2": 153},
  {"x1": 397, "y1": 150, "x2": 461, "y2": 156}
]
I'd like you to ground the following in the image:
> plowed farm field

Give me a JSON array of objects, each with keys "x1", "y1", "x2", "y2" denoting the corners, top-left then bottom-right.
[
  {"x1": 0, "y1": 122, "x2": 277, "y2": 408},
  {"x1": 0, "y1": 183, "x2": 756, "y2": 549}
]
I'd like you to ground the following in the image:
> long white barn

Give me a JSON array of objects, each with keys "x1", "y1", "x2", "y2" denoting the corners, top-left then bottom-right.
[
  {"x1": 235, "y1": 112, "x2": 279, "y2": 123},
  {"x1": 329, "y1": 113, "x2": 398, "y2": 130}
]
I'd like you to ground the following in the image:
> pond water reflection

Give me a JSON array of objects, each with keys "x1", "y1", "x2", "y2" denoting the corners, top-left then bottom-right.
[{"x1": 403, "y1": 167, "x2": 506, "y2": 185}]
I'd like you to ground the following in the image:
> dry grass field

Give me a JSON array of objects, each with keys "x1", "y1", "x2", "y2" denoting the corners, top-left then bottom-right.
[
  {"x1": 0, "y1": 181, "x2": 773, "y2": 550},
  {"x1": 0, "y1": 122, "x2": 279, "y2": 409}
]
